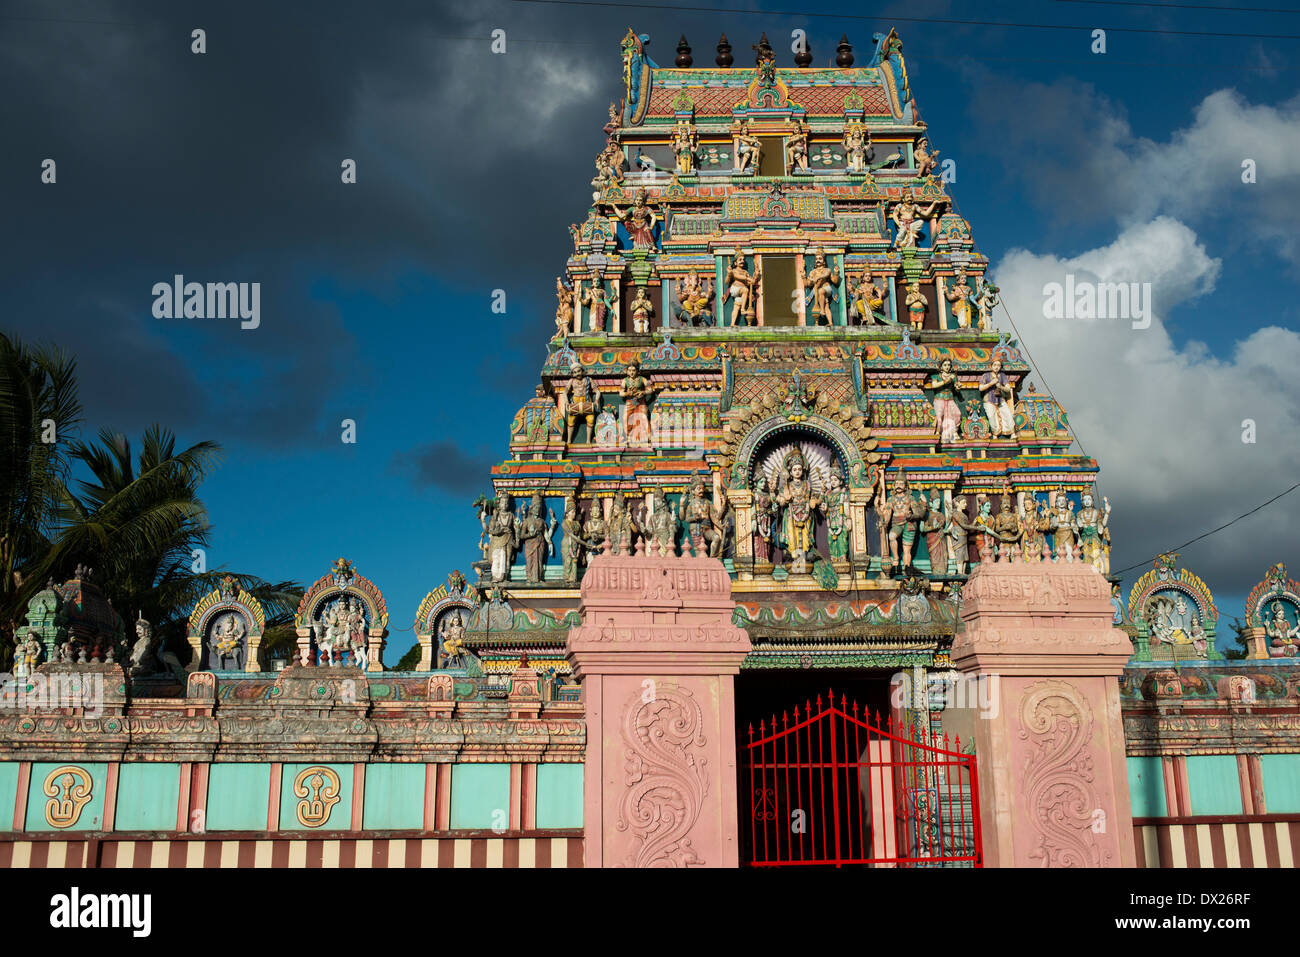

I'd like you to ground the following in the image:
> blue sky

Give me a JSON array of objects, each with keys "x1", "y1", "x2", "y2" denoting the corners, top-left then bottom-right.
[{"x1": 4, "y1": 0, "x2": 1299, "y2": 657}]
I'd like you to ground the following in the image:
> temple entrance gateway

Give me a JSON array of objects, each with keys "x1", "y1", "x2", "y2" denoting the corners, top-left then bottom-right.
[{"x1": 738, "y1": 682, "x2": 981, "y2": 868}]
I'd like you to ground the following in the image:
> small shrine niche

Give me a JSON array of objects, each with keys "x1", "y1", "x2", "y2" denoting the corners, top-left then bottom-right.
[
  {"x1": 414, "y1": 570, "x2": 481, "y2": 671},
  {"x1": 292, "y1": 558, "x2": 389, "y2": 671},
  {"x1": 1126, "y1": 553, "x2": 1220, "y2": 662},
  {"x1": 186, "y1": 575, "x2": 265, "y2": 673},
  {"x1": 1244, "y1": 563, "x2": 1300, "y2": 659}
]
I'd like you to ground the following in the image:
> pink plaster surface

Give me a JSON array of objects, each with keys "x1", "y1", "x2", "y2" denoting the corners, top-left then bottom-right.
[
  {"x1": 951, "y1": 556, "x2": 1137, "y2": 867},
  {"x1": 567, "y1": 552, "x2": 751, "y2": 868}
]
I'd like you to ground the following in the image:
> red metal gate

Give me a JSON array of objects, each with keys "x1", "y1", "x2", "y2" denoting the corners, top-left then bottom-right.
[{"x1": 741, "y1": 689, "x2": 982, "y2": 867}]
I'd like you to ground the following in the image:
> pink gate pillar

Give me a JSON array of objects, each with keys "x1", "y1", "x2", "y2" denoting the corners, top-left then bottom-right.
[
  {"x1": 951, "y1": 556, "x2": 1137, "y2": 867},
  {"x1": 567, "y1": 550, "x2": 752, "y2": 868}
]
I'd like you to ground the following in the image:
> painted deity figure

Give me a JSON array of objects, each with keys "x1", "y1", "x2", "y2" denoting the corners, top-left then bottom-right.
[
  {"x1": 945, "y1": 268, "x2": 974, "y2": 329},
  {"x1": 582, "y1": 281, "x2": 612, "y2": 333},
  {"x1": 945, "y1": 494, "x2": 973, "y2": 575},
  {"x1": 683, "y1": 474, "x2": 716, "y2": 555},
  {"x1": 211, "y1": 612, "x2": 245, "y2": 669},
  {"x1": 1189, "y1": 616, "x2": 1209, "y2": 658},
  {"x1": 725, "y1": 252, "x2": 760, "y2": 326},
  {"x1": 875, "y1": 474, "x2": 925, "y2": 576},
  {"x1": 487, "y1": 490, "x2": 518, "y2": 582},
  {"x1": 890, "y1": 188, "x2": 943, "y2": 250},
  {"x1": 560, "y1": 497, "x2": 584, "y2": 582},
  {"x1": 1048, "y1": 489, "x2": 1077, "y2": 561},
  {"x1": 971, "y1": 495, "x2": 997, "y2": 560},
  {"x1": 920, "y1": 491, "x2": 947, "y2": 575},
  {"x1": 438, "y1": 611, "x2": 467, "y2": 668},
  {"x1": 519, "y1": 492, "x2": 551, "y2": 584},
  {"x1": 1020, "y1": 497, "x2": 1051, "y2": 562},
  {"x1": 842, "y1": 121, "x2": 871, "y2": 173},
  {"x1": 12, "y1": 631, "x2": 40, "y2": 679},
  {"x1": 824, "y1": 466, "x2": 851, "y2": 562},
  {"x1": 925, "y1": 358, "x2": 962, "y2": 447},
  {"x1": 620, "y1": 362, "x2": 656, "y2": 445},
  {"x1": 347, "y1": 598, "x2": 368, "y2": 668},
  {"x1": 753, "y1": 473, "x2": 776, "y2": 563},
  {"x1": 676, "y1": 274, "x2": 714, "y2": 326},
  {"x1": 734, "y1": 119, "x2": 762, "y2": 173},
  {"x1": 805, "y1": 248, "x2": 840, "y2": 325},
  {"x1": 904, "y1": 282, "x2": 927, "y2": 330},
  {"x1": 563, "y1": 363, "x2": 598, "y2": 445},
  {"x1": 644, "y1": 488, "x2": 678, "y2": 556},
  {"x1": 709, "y1": 488, "x2": 733, "y2": 559},
  {"x1": 607, "y1": 495, "x2": 638, "y2": 555},
  {"x1": 671, "y1": 118, "x2": 698, "y2": 173},
  {"x1": 1267, "y1": 600, "x2": 1300, "y2": 657},
  {"x1": 974, "y1": 278, "x2": 1000, "y2": 330},
  {"x1": 612, "y1": 188, "x2": 658, "y2": 250},
  {"x1": 775, "y1": 452, "x2": 821, "y2": 572},
  {"x1": 785, "y1": 123, "x2": 811, "y2": 174},
  {"x1": 992, "y1": 492, "x2": 1023, "y2": 556},
  {"x1": 979, "y1": 358, "x2": 1016, "y2": 438},
  {"x1": 554, "y1": 277, "x2": 574, "y2": 338},
  {"x1": 1075, "y1": 489, "x2": 1111, "y2": 574},
  {"x1": 583, "y1": 500, "x2": 608, "y2": 559},
  {"x1": 914, "y1": 137, "x2": 939, "y2": 178},
  {"x1": 629, "y1": 285, "x2": 655, "y2": 334},
  {"x1": 849, "y1": 273, "x2": 886, "y2": 325}
]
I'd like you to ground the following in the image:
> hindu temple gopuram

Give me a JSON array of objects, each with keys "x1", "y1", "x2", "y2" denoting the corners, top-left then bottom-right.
[{"x1": 2, "y1": 29, "x2": 1299, "y2": 872}]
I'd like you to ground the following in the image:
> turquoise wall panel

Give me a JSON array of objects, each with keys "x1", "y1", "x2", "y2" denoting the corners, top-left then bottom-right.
[
  {"x1": 206, "y1": 764, "x2": 271, "y2": 832},
  {"x1": 25, "y1": 762, "x2": 107, "y2": 831},
  {"x1": 450, "y1": 764, "x2": 510, "y2": 830},
  {"x1": 115, "y1": 764, "x2": 181, "y2": 831},
  {"x1": 0, "y1": 763, "x2": 19, "y2": 832},
  {"x1": 1186, "y1": 755, "x2": 1243, "y2": 815},
  {"x1": 279, "y1": 763, "x2": 353, "y2": 831},
  {"x1": 535, "y1": 764, "x2": 583, "y2": 829},
  {"x1": 1260, "y1": 754, "x2": 1300, "y2": 813},
  {"x1": 362, "y1": 764, "x2": 424, "y2": 830},
  {"x1": 1126, "y1": 756, "x2": 1166, "y2": 819}
]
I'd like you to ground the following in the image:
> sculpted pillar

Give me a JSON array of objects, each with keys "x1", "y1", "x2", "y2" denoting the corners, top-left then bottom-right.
[
  {"x1": 567, "y1": 549, "x2": 751, "y2": 868},
  {"x1": 951, "y1": 553, "x2": 1137, "y2": 867}
]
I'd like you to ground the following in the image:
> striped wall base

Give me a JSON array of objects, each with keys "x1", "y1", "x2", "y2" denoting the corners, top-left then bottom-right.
[
  {"x1": 0, "y1": 832, "x2": 584, "y2": 868},
  {"x1": 1133, "y1": 816, "x2": 1300, "y2": 868}
]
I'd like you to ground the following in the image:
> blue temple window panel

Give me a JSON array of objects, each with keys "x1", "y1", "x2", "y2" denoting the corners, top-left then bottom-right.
[
  {"x1": 535, "y1": 764, "x2": 583, "y2": 829},
  {"x1": 115, "y1": 763, "x2": 181, "y2": 831},
  {"x1": 1185, "y1": 755, "x2": 1244, "y2": 816},
  {"x1": 450, "y1": 763, "x2": 510, "y2": 830},
  {"x1": 206, "y1": 763, "x2": 272, "y2": 831},
  {"x1": 1259, "y1": 755, "x2": 1300, "y2": 814},
  {"x1": 1126, "y1": 756, "x2": 1167, "y2": 819},
  {"x1": 0, "y1": 762, "x2": 18, "y2": 831},
  {"x1": 363, "y1": 764, "x2": 425, "y2": 830}
]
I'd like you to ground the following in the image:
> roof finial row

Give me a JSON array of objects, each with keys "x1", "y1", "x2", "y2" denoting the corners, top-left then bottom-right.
[{"x1": 698, "y1": 32, "x2": 850, "y2": 68}]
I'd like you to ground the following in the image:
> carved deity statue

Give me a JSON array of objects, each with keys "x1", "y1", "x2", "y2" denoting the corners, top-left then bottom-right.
[
  {"x1": 583, "y1": 500, "x2": 608, "y2": 559},
  {"x1": 1074, "y1": 489, "x2": 1111, "y2": 573},
  {"x1": 710, "y1": 488, "x2": 732, "y2": 559},
  {"x1": 629, "y1": 285, "x2": 655, "y2": 334},
  {"x1": 486, "y1": 490, "x2": 518, "y2": 582},
  {"x1": 563, "y1": 363, "x2": 598, "y2": 445},
  {"x1": 1266, "y1": 600, "x2": 1300, "y2": 657},
  {"x1": 582, "y1": 281, "x2": 612, "y2": 333},
  {"x1": 210, "y1": 612, "x2": 246, "y2": 669},
  {"x1": 724, "y1": 251, "x2": 761, "y2": 326},
  {"x1": 850, "y1": 272, "x2": 888, "y2": 325},
  {"x1": 643, "y1": 488, "x2": 679, "y2": 556},
  {"x1": 620, "y1": 362, "x2": 656, "y2": 445},
  {"x1": 519, "y1": 492, "x2": 551, "y2": 583},
  {"x1": 842, "y1": 120, "x2": 871, "y2": 173},
  {"x1": 805, "y1": 248, "x2": 840, "y2": 325},
  {"x1": 671, "y1": 118, "x2": 698, "y2": 173},
  {"x1": 914, "y1": 136, "x2": 939, "y2": 178},
  {"x1": 992, "y1": 492, "x2": 1023, "y2": 555},
  {"x1": 875, "y1": 474, "x2": 925, "y2": 576},
  {"x1": 979, "y1": 358, "x2": 1016, "y2": 438},
  {"x1": 1020, "y1": 497, "x2": 1051, "y2": 562},
  {"x1": 890, "y1": 187, "x2": 943, "y2": 250},
  {"x1": 945, "y1": 267, "x2": 974, "y2": 329},
  {"x1": 676, "y1": 274, "x2": 714, "y2": 326},
  {"x1": 12, "y1": 631, "x2": 40, "y2": 678},
  {"x1": 438, "y1": 611, "x2": 467, "y2": 668},
  {"x1": 734, "y1": 119, "x2": 762, "y2": 173},
  {"x1": 775, "y1": 451, "x2": 821, "y2": 573},
  {"x1": 974, "y1": 278, "x2": 1000, "y2": 331},
  {"x1": 554, "y1": 277, "x2": 574, "y2": 338},
  {"x1": 683, "y1": 474, "x2": 718, "y2": 556},
  {"x1": 560, "y1": 497, "x2": 584, "y2": 582},
  {"x1": 607, "y1": 495, "x2": 638, "y2": 555},
  {"x1": 824, "y1": 466, "x2": 851, "y2": 562},
  {"x1": 904, "y1": 282, "x2": 927, "y2": 330},
  {"x1": 919, "y1": 491, "x2": 947, "y2": 575},
  {"x1": 945, "y1": 494, "x2": 973, "y2": 575},
  {"x1": 785, "y1": 123, "x2": 811, "y2": 174},
  {"x1": 925, "y1": 358, "x2": 961, "y2": 447},
  {"x1": 612, "y1": 187, "x2": 658, "y2": 250},
  {"x1": 753, "y1": 473, "x2": 776, "y2": 563},
  {"x1": 1048, "y1": 488, "x2": 1077, "y2": 561}
]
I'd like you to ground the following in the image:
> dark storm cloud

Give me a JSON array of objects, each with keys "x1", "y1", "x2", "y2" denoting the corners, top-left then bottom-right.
[{"x1": 389, "y1": 440, "x2": 498, "y2": 495}]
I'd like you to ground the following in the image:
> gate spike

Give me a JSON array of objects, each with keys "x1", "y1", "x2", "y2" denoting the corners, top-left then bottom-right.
[
  {"x1": 747, "y1": 722, "x2": 753, "y2": 741},
  {"x1": 759, "y1": 718, "x2": 766, "y2": 734},
  {"x1": 782, "y1": 710, "x2": 789, "y2": 728},
  {"x1": 954, "y1": 733, "x2": 961, "y2": 751}
]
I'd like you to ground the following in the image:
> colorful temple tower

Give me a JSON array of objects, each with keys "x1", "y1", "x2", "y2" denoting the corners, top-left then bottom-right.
[{"x1": 458, "y1": 29, "x2": 1109, "y2": 704}]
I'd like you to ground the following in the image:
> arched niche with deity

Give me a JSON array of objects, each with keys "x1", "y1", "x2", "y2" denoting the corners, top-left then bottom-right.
[
  {"x1": 721, "y1": 372, "x2": 884, "y2": 581},
  {"x1": 413, "y1": 570, "x2": 481, "y2": 671},
  {"x1": 293, "y1": 558, "x2": 389, "y2": 672},
  {"x1": 186, "y1": 575, "x2": 266, "y2": 673},
  {"x1": 1244, "y1": 562, "x2": 1300, "y2": 659},
  {"x1": 1126, "y1": 552, "x2": 1220, "y2": 662}
]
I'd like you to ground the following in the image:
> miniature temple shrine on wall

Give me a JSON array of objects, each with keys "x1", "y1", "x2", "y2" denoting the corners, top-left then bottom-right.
[{"x1": 1, "y1": 28, "x2": 1298, "y2": 869}]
